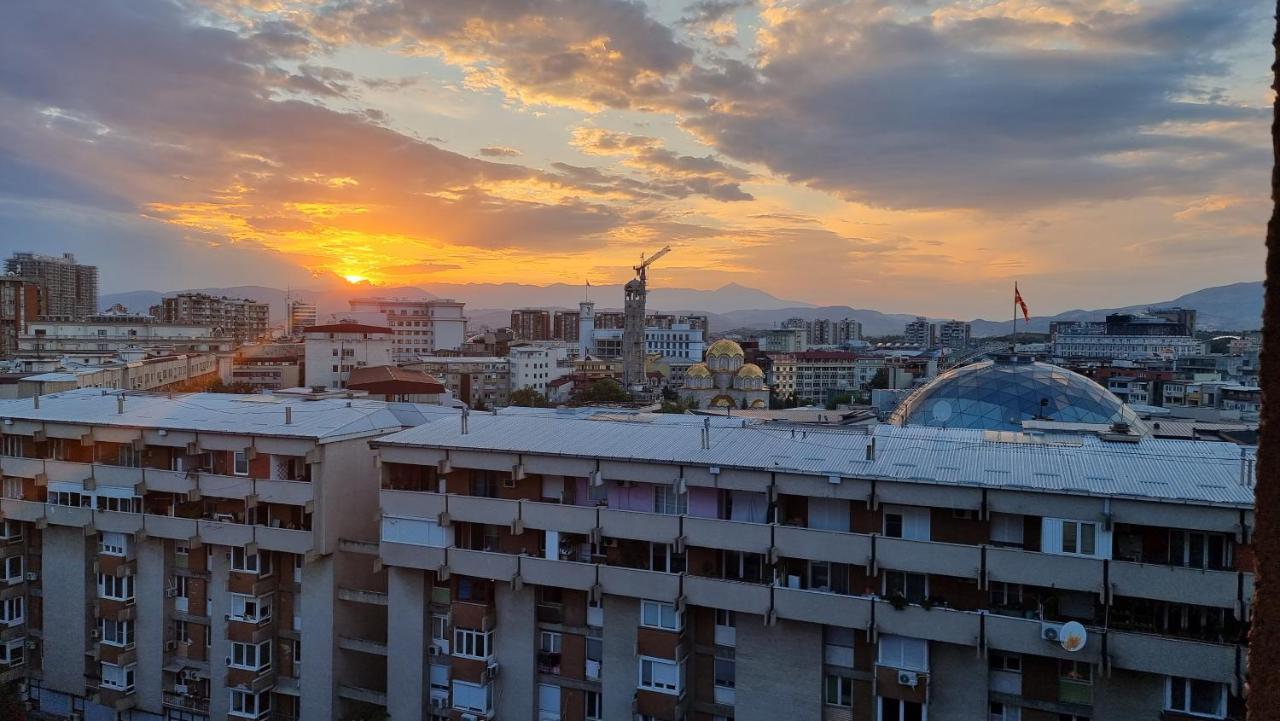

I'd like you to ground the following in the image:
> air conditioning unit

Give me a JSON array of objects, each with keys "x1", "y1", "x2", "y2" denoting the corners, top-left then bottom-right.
[
  {"x1": 1041, "y1": 624, "x2": 1061, "y2": 642},
  {"x1": 24, "y1": 572, "x2": 36, "y2": 582},
  {"x1": 24, "y1": 640, "x2": 36, "y2": 650},
  {"x1": 428, "y1": 645, "x2": 441, "y2": 656},
  {"x1": 89, "y1": 629, "x2": 101, "y2": 641},
  {"x1": 429, "y1": 697, "x2": 448, "y2": 709},
  {"x1": 483, "y1": 662, "x2": 499, "y2": 682},
  {"x1": 173, "y1": 683, "x2": 189, "y2": 695},
  {"x1": 165, "y1": 587, "x2": 178, "y2": 598},
  {"x1": 165, "y1": 640, "x2": 177, "y2": 651},
  {"x1": 897, "y1": 671, "x2": 919, "y2": 687}
]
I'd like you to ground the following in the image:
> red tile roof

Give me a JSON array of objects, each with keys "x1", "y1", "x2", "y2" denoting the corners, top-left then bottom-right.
[{"x1": 303, "y1": 322, "x2": 394, "y2": 335}]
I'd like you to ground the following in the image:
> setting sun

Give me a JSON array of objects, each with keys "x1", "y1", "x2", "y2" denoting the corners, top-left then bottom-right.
[{"x1": 342, "y1": 273, "x2": 368, "y2": 285}]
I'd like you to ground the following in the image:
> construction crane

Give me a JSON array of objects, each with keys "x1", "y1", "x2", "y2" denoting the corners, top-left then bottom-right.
[{"x1": 634, "y1": 245, "x2": 671, "y2": 284}]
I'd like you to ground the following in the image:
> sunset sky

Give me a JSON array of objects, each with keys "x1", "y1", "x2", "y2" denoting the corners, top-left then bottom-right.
[{"x1": 0, "y1": 0, "x2": 1272, "y2": 317}]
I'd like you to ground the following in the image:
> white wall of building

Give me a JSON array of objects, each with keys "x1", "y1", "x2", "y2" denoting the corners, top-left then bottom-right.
[{"x1": 304, "y1": 329, "x2": 395, "y2": 389}]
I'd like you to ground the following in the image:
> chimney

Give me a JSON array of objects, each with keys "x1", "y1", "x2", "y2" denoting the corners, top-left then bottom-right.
[
  {"x1": 865, "y1": 437, "x2": 876, "y2": 462},
  {"x1": 461, "y1": 406, "x2": 470, "y2": 435},
  {"x1": 117, "y1": 395, "x2": 125, "y2": 415},
  {"x1": 285, "y1": 406, "x2": 292, "y2": 425}
]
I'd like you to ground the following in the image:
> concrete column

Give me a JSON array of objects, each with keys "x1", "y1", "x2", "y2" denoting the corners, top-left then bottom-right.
[
  {"x1": 601, "y1": 595, "x2": 639, "y2": 721},
  {"x1": 134, "y1": 538, "x2": 166, "y2": 714},
  {"x1": 736, "y1": 617, "x2": 821, "y2": 721},
  {"x1": 495, "y1": 583, "x2": 536, "y2": 721},
  {"x1": 208, "y1": 545, "x2": 231, "y2": 720},
  {"x1": 386, "y1": 567, "x2": 426, "y2": 721},
  {"x1": 41, "y1": 525, "x2": 89, "y2": 695},
  {"x1": 300, "y1": 554, "x2": 337, "y2": 721},
  {"x1": 927, "y1": 643, "x2": 987, "y2": 721}
]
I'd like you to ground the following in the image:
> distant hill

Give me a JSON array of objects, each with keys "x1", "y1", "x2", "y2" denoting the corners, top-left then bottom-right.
[{"x1": 102, "y1": 280, "x2": 1261, "y2": 335}]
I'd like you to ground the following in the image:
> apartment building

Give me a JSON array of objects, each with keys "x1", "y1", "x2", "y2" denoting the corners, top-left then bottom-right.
[
  {"x1": 0, "y1": 389, "x2": 452, "y2": 721},
  {"x1": 348, "y1": 298, "x2": 468, "y2": 361},
  {"x1": 511, "y1": 310, "x2": 553, "y2": 342},
  {"x1": 936, "y1": 321, "x2": 971, "y2": 350},
  {"x1": 903, "y1": 318, "x2": 935, "y2": 349},
  {"x1": 768, "y1": 351, "x2": 863, "y2": 405},
  {"x1": 509, "y1": 346, "x2": 570, "y2": 397},
  {"x1": 408, "y1": 358, "x2": 511, "y2": 410},
  {"x1": 10, "y1": 353, "x2": 223, "y2": 399},
  {"x1": 285, "y1": 302, "x2": 317, "y2": 337},
  {"x1": 0, "y1": 277, "x2": 41, "y2": 358},
  {"x1": 3, "y1": 253, "x2": 97, "y2": 321},
  {"x1": 155, "y1": 295, "x2": 269, "y2": 340},
  {"x1": 19, "y1": 320, "x2": 232, "y2": 358},
  {"x1": 303, "y1": 323, "x2": 395, "y2": 390},
  {"x1": 370, "y1": 414, "x2": 1252, "y2": 721}
]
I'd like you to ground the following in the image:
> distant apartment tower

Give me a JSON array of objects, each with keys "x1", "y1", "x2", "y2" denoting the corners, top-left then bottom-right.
[
  {"x1": 937, "y1": 320, "x2": 971, "y2": 349},
  {"x1": 784, "y1": 318, "x2": 863, "y2": 347},
  {"x1": 904, "y1": 317, "x2": 936, "y2": 348},
  {"x1": 286, "y1": 299, "x2": 317, "y2": 335},
  {"x1": 1052, "y1": 309, "x2": 1203, "y2": 361},
  {"x1": 510, "y1": 309, "x2": 553, "y2": 341},
  {"x1": 0, "y1": 277, "x2": 41, "y2": 357},
  {"x1": 348, "y1": 297, "x2": 467, "y2": 362},
  {"x1": 3, "y1": 252, "x2": 97, "y2": 320},
  {"x1": 303, "y1": 322, "x2": 396, "y2": 389},
  {"x1": 156, "y1": 293, "x2": 269, "y2": 339},
  {"x1": 552, "y1": 310, "x2": 580, "y2": 343}
]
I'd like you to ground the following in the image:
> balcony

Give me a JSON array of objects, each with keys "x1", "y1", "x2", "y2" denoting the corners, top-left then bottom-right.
[
  {"x1": 598, "y1": 565, "x2": 679, "y2": 602},
  {"x1": 142, "y1": 514, "x2": 198, "y2": 540},
  {"x1": 684, "y1": 576, "x2": 770, "y2": 616},
  {"x1": 0, "y1": 499, "x2": 44, "y2": 522},
  {"x1": 44, "y1": 503, "x2": 92, "y2": 528},
  {"x1": 1107, "y1": 630, "x2": 1239, "y2": 684},
  {"x1": 520, "y1": 556, "x2": 596, "y2": 591},
  {"x1": 143, "y1": 468, "x2": 196, "y2": 495},
  {"x1": 1109, "y1": 561, "x2": 1240, "y2": 609},
  {"x1": 94, "y1": 510, "x2": 144, "y2": 535},
  {"x1": 774, "y1": 525, "x2": 871, "y2": 566},
  {"x1": 254, "y1": 526, "x2": 312, "y2": 554},
  {"x1": 0, "y1": 456, "x2": 44, "y2": 478},
  {"x1": 599, "y1": 508, "x2": 679, "y2": 544},
  {"x1": 255, "y1": 479, "x2": 313, "y2": 507},
  {"x1": 521, "y1": 500, "x2": 597, "y2": 535},
  {"x1": 772, "y1": 586, "x2": 870, "y2": 627},
  {"x1": 985, "y1": 547, "x2": 1103, "y2": 595},
  {"x1": 877, "y1": 537, "x2": 980, "y2": 578},
  {"x1": 684, "y1": 516, "x2": 770, "y2": 555},
  {"x1": 449, "y1": 549, "x2": 518, "y2": 582},
  {"x1": 164, "y1": 691, "x2": 210, "y2": 713}
]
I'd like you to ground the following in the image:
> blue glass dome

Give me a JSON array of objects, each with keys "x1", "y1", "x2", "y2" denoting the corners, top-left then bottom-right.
[{"x1": 889, "y1": 356, "x2": 1141, "y2": 431}]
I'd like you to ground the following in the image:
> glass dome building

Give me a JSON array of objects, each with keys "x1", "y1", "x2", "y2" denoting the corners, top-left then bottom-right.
[{"x1": 888, "y1": 355, "x2": 1142, "y2": 431}]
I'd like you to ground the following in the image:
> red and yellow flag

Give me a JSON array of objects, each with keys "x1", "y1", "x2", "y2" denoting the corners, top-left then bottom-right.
[{"x1": 1014, "y1": 283, "x2": 1030, "y2": 321}]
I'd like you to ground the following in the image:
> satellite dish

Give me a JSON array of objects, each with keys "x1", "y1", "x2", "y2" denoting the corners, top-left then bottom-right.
[{"x1": 1060, "y1": 621, "x2": 1087, "y2": 652}]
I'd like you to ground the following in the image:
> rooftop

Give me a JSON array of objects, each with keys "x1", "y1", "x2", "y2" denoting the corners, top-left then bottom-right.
[
  {"x1": 0, "y1": 388, "x2": 455, "y2": 442},
  {"x1": 303, "y1": 322, "x2": 395, "y2": 335},
  {"x1": 374, "y1": 413, "x2": 1255, "y2": 507},
  {"x1": 346, "y1": 365, "x2": 446, "y2": 395}
]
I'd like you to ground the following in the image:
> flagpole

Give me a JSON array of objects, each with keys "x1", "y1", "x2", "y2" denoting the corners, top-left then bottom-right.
[{"x1": 1012, "y1": 282, "x2": 1017, "y2": 348}]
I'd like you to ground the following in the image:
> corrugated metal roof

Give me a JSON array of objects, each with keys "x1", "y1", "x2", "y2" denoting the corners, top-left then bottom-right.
[
  {"x1": 375, "y1": 413, "x2": 1256, "y2": 507},
  {"x1": 0, "y1": 388, "x2": 456, "y2": 442}
]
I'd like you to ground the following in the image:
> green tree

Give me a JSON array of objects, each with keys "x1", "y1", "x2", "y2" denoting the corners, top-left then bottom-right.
[
  {"x1": 870, "y1": 368, "x2": 891, "y2": 390},
  {"x1": 826, "y1": 392, "x2": 853, "y2": 411},
  {"x1": 573, "y1": 378, "x2": 629, "y2": 404},
  {"x1": 510, "y1": 387, "x2": 549, "y2": 407}
]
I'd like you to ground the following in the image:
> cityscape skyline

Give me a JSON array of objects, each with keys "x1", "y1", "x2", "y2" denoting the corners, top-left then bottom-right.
[{"x1": 0, "y1": 1, "x2": 1273, "y2": 318}]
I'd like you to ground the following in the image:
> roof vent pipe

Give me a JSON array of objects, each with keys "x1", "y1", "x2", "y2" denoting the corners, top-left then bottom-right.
[
  {"x1": 461, "y1": 406, "x2": 470, "y2": 435},
  {"x1": 117, "y1": 396, "x2": 125, "y2": 415},
  {"x1": 285, "y1": 406, "x2": 292, "y2": 425},
  {"x1": 701, "y1": 417, "x2": 711, "y2": 450},
  {"x1": 866, "y1": 437, "x2": 876, "y2": 462}
]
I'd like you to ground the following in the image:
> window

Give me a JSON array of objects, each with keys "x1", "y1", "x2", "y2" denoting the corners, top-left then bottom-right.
[
  {"x1": 0, "y1": 639, "x2": 23, "y2": 667},
  {"x1": 878, "y1": 634, "x2": 928, "y2": 672},
  {"x1": 586, "y1": 690, "x2": 602, "y2": 721},
  {"x1": 990, "y1": 702, "x2": 1021, "y2": 721},
  {"x1": 539, "y1": 631, "x2": 562, "y2": 653},
  {"x1": 653, "y1": 486, "x2": 688, "y2": 515},
  {"x1": 100, "y1": 618, "x2": 134, "y2": 647},
  {"x1": 232, "y1": 451, "x2": 249, "y2": 476},
  {"x1": 989, "y1": 652, "x2": 1021, "y2": 673},
  {"x1": 882, "y1": 505, "x2": 930, "y2": 541},
  {"x1": 100, "y1": 662, "x2": 135, "y2": 692},
  {"x1": 98, "y1": 573, "x2": 135, "y2": 600},
  {"x1": 648, "y1": 543, "x2": 684, "y2": 574},
  {"x1": 638, "y1": 656, "x2": 680, "y2": 694},
  {"x1": 96, "y1": 495, "x2": 141, "y2": 514},
  {"x1": 0, "y1": 597, "x2": 22, "y2": 627},
  {"x1": 1059, "y1": 660, "x2": 1093, "y2": 705},
  {"x1": 640, "y1": 600, "x2": 680, "y2": 631},
  {"x1": 989, "y1": 581, "x2": 1023, "y2": 608},
  {"x1": 884, "y1": 571, "x2": 928, "y2": 604},
  {"x1": 451, "y1": 680, "x2": 492, "y2": 714},
  {"x1": 990, "y1": 513, "x2": 1025, "y2": 547},
  {"x1": 454, "y1": 628, "x2": 493, "y2": 660},
  {"x1": 230, "y1": 640, "x2": 272, "y2": 672},
  {"x1": 713, "y1": 654, "x2": 735, "y2": 690},
  {"x1": 229, "y1": 688, "x2": 270, "y2": 718},
  {"x1": 1043, "y1": 518, "x2": 1107, "y2": 558},
  {"x1": 824, "y1": 674, "x2": 853, "y2": 707},
  {"x1": 2, "y1": 479, "x2": 23, "y2": 500},
  {"x1": 47, "y1": 489, "x2": 87, "y2": 507},
  {"x1": 99, "y1": 531, "x2": 128, "y2": 556},
  {"x1": 231, "y1": 548, "x2": 271, "y2": 575},
  {"x1": 430, "y1": 614, "x2": 449, "y2": 648},
  {"x1": 229, "y1": 594, "x2": 271, "y2": 623},
  {"x1": 1170, "y1": 531, "x2": 1230, "y2": 571},
  {"x1": 1, "y1": 556, "x2": 21, "y2": 584},
  {"x1": 715, "y1": 609, "x2": 736, "y2": 628},
  {"x1": 1165, "y1": 676, "x2": 1226, "y2": 718},
  {"x1": 0, "y1": 436, "x2": 22, "y2": 457}
]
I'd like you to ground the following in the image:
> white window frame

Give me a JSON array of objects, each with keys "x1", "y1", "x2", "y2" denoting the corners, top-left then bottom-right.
[
  {"x1": 450, "y1": 680, "x2": 492, "y2": 715},
  {"x1": 637, "y1": 656, "x2": 681, "y2": 695},
  {"x1": 0, "y1": 521, "x2": 22, "y2": 541},
  {"x1": 229, "y1": 688, "x2": 271, "y2": 719},
  {"x1": 99, "y1": 531, "x2": 128, "y2": 557},
  {"x1": 877, "y1": 634, "x2": 928, "y2": 672},
  {"x1": 882, "y1": 505, "x2": 930, "y2": 541},
  {"x1": 453, "y1": 628, "x2": 493, "y2": 660},
  {"x1": 232, "y1": 451, "x2": 250, "y2": 476},
  {"x1": 1, "y1": 556, "x2": 22, "y2": 585},
  {"x1": 100, "y1": 618, "x2": 135, "y2": 648},
  {"x1": 229, "y1": 593, "x2": 272, "y2": 624},
  {"x1": 0, "y1": 597, "x2": 22, "y2": 627},
  {"x1": 230, "y1": 640, "x2": 272, "y2": 672},
  {"x1": 1165, "y1": 676, "x2": 1226, "y2": 719},
  {"x1": 585, "y1": 690, "x2": 602, "y2": 721},
  {"x1": 539, "y1": 631, "x2": 562, "y2": 654},
  {"x1": 231, "y1": 547, "x2": 267, "y2": 575},
  {"x1": 98, "y1": 573, "x2": 135, "y2": 601},
  {"x1": 653, "y1": 486, "x2": 688, "y2": 516},
  {"x1": 824, "y1": 673, "x2": 853, "y2": 707},
  {"x1": 100, "y1": 661, "x2": 136, "y2": 692},
  {"x1": 0, "y1": 638, "x2": 23, "y2": 666},
  {"x1": 640, "y1": 600, "x2": 681, "y2": 631}
]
